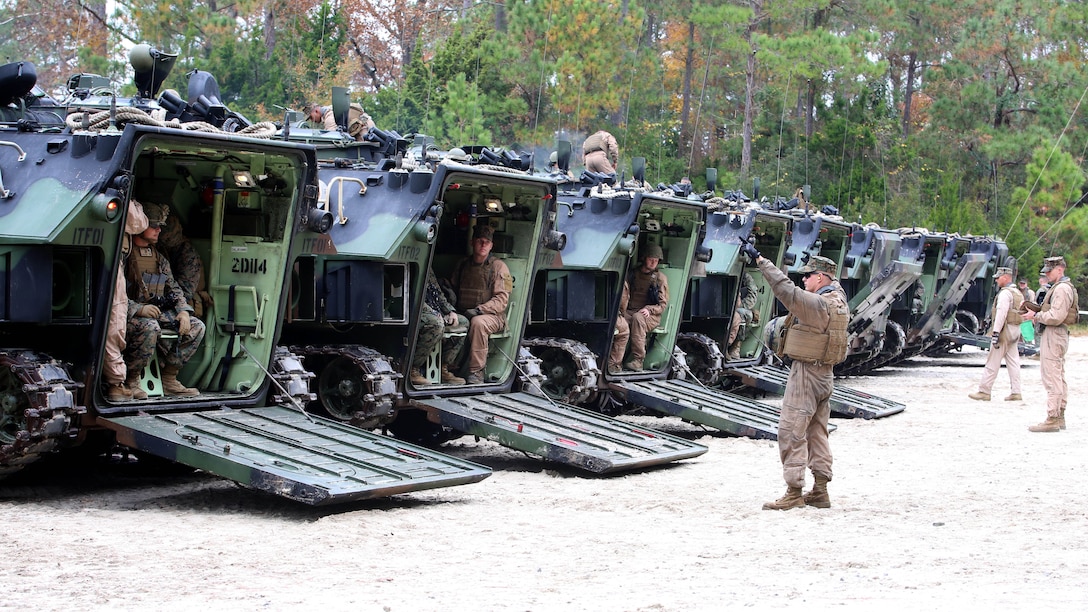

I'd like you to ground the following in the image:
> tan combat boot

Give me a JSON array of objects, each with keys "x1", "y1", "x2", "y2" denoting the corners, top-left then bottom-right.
[
  {"x1": 1059, "y1": 408, "x2": 1067, "y2": 430},
  {"x1": 161, "y1": 365, "x2": 199, "y2": 397},
  {"x1": 762, "y1": 487, "x2": 805, "y2": 511},
  {"x1": 409, "y1": 368, "x2": 430, "y2": 386},
  {"x1": 1028, "y1": 416, "x2": 1062, "y2": 433},
  {"x1": 804, "y1": 475, "x2": 831, "y2": 509},
  {"x1": 968, "y1": 391, "x2": 991, "y2": 401},
  {"x1": 1004, "y1": 393, "x2": 1023, "y2": 401},
  {"x1": 106, "y1": 382, "x2": 132, "y2": 402},
  {"x1": 440, "y1": 365, "x2": 465, "y2": 385},
  {"x1": 125, "y1": 372, "x2": 148, "y2": 400}
]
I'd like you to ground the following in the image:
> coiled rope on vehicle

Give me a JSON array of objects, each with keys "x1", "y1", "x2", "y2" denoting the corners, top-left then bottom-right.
[{"x1": 65, "y1": 107, "x2": 277, "y2": 138}]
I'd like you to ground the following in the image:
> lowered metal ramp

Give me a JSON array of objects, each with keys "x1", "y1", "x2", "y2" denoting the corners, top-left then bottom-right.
[
  {"x1": 100, "y1": 406, "x2": 491, "y2": 506},
  {"x1": 939, "y1": 331, "x2": 1039, "y2": 357},
  {"x1": 617, "y1": 379, "x2": 781, "y2": 440},
  {"x1": 725, "y1": 364, "x2": 906, "y2": 419},
  {"x1": 414, "y1": 392, "x2": 707, "y2": 473}
]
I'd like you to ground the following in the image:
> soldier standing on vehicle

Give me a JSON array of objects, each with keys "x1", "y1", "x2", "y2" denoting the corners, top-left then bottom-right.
[
  {"x1": 450, "y1": 224, "x2": 511, "y2": 384},
  {"x1": 968, "y1": 266, "x2": 1024, "y2": 402},
  {"x1": 582, "y1": 130, "x2": 619, "y2": 174},
  {"x1": 410, "y1": 269, "x2": 467, "y2": 386},
  {"x1": 746, "y1": 247, "x2": 849, "y2": 511},
  {"x1": 124, "y1": 203, "x2": 206, "y2": 397},
  {"x1": 610, "y1": 243, "x2": 668, "y2": 372},
  {"x1": 105, "y1": 200, "x2": 148, "y2": 402},
  {"x1": 1023, "y1": 256, "x2": 1078, "y2": 432},
  {"x1": 302, "y1": 103, "x2": 338, "y2": 130}
]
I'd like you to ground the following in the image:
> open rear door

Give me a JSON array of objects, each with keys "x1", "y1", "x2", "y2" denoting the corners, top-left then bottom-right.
[
  {"x1": 414, "y1": 392, "x2": 707, "y2": 473},
  {"x1": 100, "y1": 406, "x2": 490, "y2": 506}
]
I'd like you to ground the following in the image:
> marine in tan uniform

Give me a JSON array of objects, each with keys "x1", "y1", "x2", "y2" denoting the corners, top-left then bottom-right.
[
  {"x1": 105, "y1": 200, "x2": 149, "y2": 401},
  {"x1": 450, "y1": 223, "x2": 512, "y2": 384},
  {"x1": 582, "y1": 130, "x2": 619, "y2": 174},
  {"x1": 968, "y1": 266, "x2": 1024, "y2": 402},
  {"x1": 302, "y1": 104, "x2": 338, "y2": 130},
  {"x1": 748, "y1": 249, "x2": 849, "y2": 511},
  {"x1": 1023, "y1": 256, "x2": 1078, "y2": 432},
  {"x1": 609, "y1": 243, "x2": 668, "y2": 371}
]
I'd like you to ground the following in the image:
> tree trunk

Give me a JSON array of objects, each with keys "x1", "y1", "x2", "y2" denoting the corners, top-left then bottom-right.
[
  {"x1": 742, "y1": 1, "x2": 762, "y2": 178},
  {"x1": 679, "y1": 21, "x2": 695, "y2": 159},
  {"x1": 263, "y1": 7, "x2": 276, "y2": 61},
  {"x1": 902, "y1": 51, "x2": 916, "y2": 138}
]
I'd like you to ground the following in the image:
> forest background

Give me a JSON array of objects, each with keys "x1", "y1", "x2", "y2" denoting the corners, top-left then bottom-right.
[{"x1": 6, "y1": 0, "x2": 1088, "y2": 301}]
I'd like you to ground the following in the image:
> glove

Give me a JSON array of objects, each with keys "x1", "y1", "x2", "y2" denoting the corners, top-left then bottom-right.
[
  {"x1": 178, "y1": 311, "x2": 191, "y2": 336},
  {"x1": 465, "y1": 308, "x2": 481, "y2": 318},
  {"x1": 137, "y1": 304, "x2": 161, "y2": 319},
  {"x1": 990, "y1": 332, "x2": 999, "y2": 347},
  {"x1": 196, "y1": 290, "x2": 214, "y2": 317},
  {"x1": 741, "y1": 240, "x2": 761, "y2": 263}
]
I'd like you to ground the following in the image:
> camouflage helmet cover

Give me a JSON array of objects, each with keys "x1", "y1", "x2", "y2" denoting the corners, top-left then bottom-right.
[
  {"x1": 143, "y1": 202, "x2": 169, "y2": 228},
  {"x1": 797, "y1": 255, "x2": 837, "y2": 278},
  {"x1": 642, "y1": 243, "x2": 663, "y2": 260},
  {"x1": 1040, "y1": 256, "x2": 1067, "y2": 273}
]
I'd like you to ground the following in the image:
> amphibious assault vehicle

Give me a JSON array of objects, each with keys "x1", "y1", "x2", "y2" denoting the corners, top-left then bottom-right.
[
  {"x1": 518, "y1": 158, "x2": 787, "y2": 439},
  {"x1": 0, "y1": 51, "x2": 492, "y2": 504},
  {"x1": 272, "y1": 132, "x2": 707, "y2": 473}
]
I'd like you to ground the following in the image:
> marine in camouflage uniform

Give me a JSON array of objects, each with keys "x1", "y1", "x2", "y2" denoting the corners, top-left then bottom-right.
[
  {"x1": 124, "y1": 202, "x2": 207, "y2": 397},
  {"x1": 1024, "y1": 256, "x2": 1078, "y2": 432},
  {"x1": 752, "y1": 253, "x2": 849, "y2": 511},
  {"x1": 582, "y1": 130, "x2": 619, "y2": 174},
  {"x1": 968, "y1": 267, "x2": 1023, "y2": 402},
  {"x1": 609, "y1": 243, "x2": 668, "y2": 371},
  {"x1": 450, "y1": 224, "x2": 511, "y2": 384},
  {"x1": 411, "y1": 269, "x2": 467, "y2": 385},
  {"x1": 726, "y1": 272, "x2": 758, "y2": 360},
  {"x1": 157, "y1": 210, "x2": 212, "y2": 318}
]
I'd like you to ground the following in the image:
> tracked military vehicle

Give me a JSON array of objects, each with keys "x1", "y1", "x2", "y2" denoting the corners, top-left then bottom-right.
[
  {"x1": 891, "y1": 232, "x2": 989, "y2": 363},
  {"x1": 722, "y1": 196, "x2": 906, "y2": 418},
  {"x1": 516, "y1": 159, "x2": 783, "y2": 439},
  {"x1": 277, "y1": 140, "x2": 706, "y2": 473},
  {"x1": 834, "y1": 224, "x2": 923, "y2": 374},
  {"x1": 926, "y1": 238, "x2": 1035, "y2": 356},
  {"x1": 0, "y1": 52, "x2": 492, "y2": 504}
]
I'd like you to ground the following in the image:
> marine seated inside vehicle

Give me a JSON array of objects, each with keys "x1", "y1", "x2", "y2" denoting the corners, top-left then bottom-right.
[
  {"x1": 124, "y1": 202, "x2": 206, "y2": 398},
  {"x1": 609, "y1": 243, "x2": 668, "y2": 372}
]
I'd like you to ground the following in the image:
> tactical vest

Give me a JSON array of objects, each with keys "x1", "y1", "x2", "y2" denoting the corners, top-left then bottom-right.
[
  {"x1": 1041, "y1": 279, "x2": 1080, "y2": 326},
  {"x1": 128, "y1": 247, "x2": 165, "y2": 301},
  {"x1": 627, "y1": 268, "x2": 663, "y2": 311},
  {"x1": 780, "y1": 286, "x2": 850, "y2": 365},
  {"x1": 454, "y1": 257, "x2": 511, "y2": 312},
  {"x1": 996, "y1": 286, "x2": 1024, "y2": 326}
]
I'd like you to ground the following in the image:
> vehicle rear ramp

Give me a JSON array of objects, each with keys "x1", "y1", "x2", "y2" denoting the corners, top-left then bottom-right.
[
  {"x1": 100, "y1": 406, "x2": 491, "y2": 506},
  {"x1": 725, "y1": 364, "x2": 906, "y2": 419},
  {"x1": 615, "y1": 379, "x2": 781, "y2": 440},
  {"x1": 413, "y1": 392, "x2": 707, "y2": 474}
]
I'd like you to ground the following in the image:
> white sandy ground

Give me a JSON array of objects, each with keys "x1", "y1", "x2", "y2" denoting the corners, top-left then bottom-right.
[{"x1": 2, "y1": 338, "x2": 1087, "y2": 611}]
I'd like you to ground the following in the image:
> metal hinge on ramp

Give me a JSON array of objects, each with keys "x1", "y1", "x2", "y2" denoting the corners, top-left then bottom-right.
[
  {"x1": 100, "y1": 406, "x2": 491, "y2": 505},
  {"x1": 414, "y1": 392, "x2": 707, "y2": 473},
  {"x1": 726, "y1": 364, "x2": 906, "y2": 419}
]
